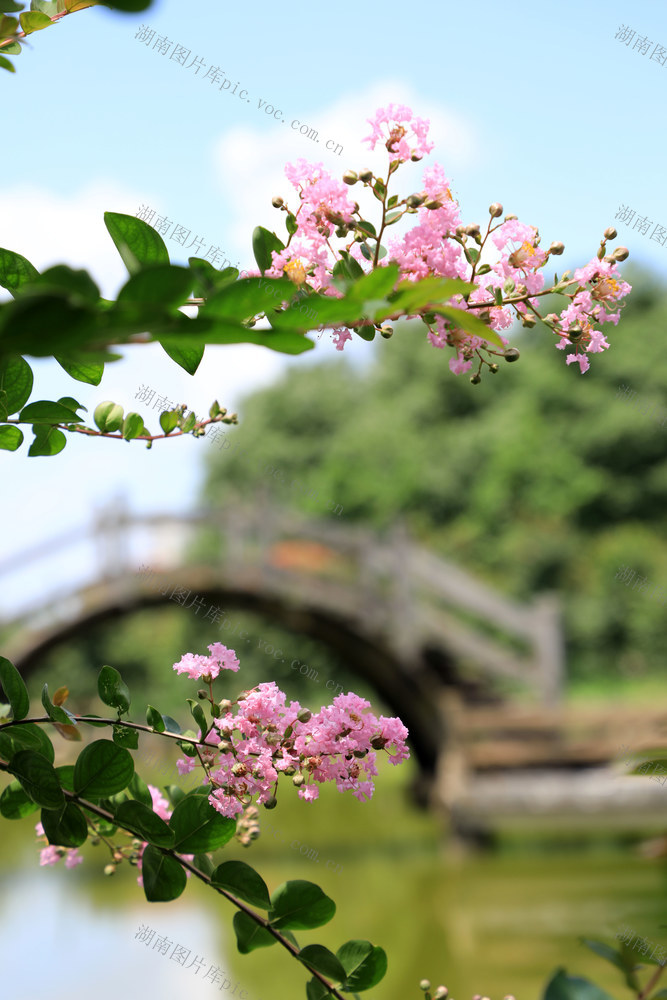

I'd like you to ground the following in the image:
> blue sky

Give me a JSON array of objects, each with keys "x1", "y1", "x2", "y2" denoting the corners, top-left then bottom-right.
[{"x1": 1, "y1": 0, "x2": 666, "y2": 616}]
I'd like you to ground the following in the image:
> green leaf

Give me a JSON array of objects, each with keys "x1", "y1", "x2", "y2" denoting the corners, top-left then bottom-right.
[
  {"x1": 19, "y1": 9, "x2": 50, "y2": 29},
  {"x1": 0, "y1": 2, "x2": 23, "y2": 13},
  {"x1": 54, "y1": 355, "x2": 104, "y2": 385},
  {"x1": 211, "y1": 860, "x2": 272, "y2": 909},
  {"x1": 104, "y1": 212, "x2": 170, "y2": 276},
  {"x1": 97, "y1": 664, "x2": 131, "y2": 713},
  {"x1": 30, "y1": 1, "x2": 59, "y2": 14},
  {"x1": 27, "y1": 423, "x2": 66, "y2": 457},
  {"x1": 128, "y1": 770, "x2": 152, "y2": 808},
  {"x1": 0, "y1": 14, "x2": 18, "y2": 34},
  {"x1": 384, "y1": 210, "x2": 403, "y2": 225},
  {"x1": 169, "y1": 795, "x2": 236, "y2": 853},
  {"x1": 299, "y1": 945, "x2": 347, "y2": 984},
  {"x1": 0, "y1": 779, "x2": 40, "y2": 819},
  {"x1": 115, "y1": 800, "x2": 175, "y2": 847},
  {"x1": 9, "y1": 749, "x2": 64, "y2": 809},
  {"x1": 188, "y1": 257, "x2": 237, "y2": 298},
  {"x1": 269, "y1": 880, "x2": 336, "y2": 931},
  {"x1": 306, "y1": 979, "x2": 335, "y2": 1000},
  {"x1": 389, "y1": 276, "x2": 474, "y2": 314},
  {"x1": 232, "y1": 911, "x2": 277, "y2": 955},
  {"x1": 0, "y1": 356, "x2": 33, "y2": 417},
  {"x1": 116, "y1": 264, "x2": 192, "y2": 307},
  {"x1": 0, "y1": 425, "x2": 22, "y2": 451},
  {"x1": 0, "y1": 721, "x2": 54, "y2": 763},
  {"x1": 112, "y1": 724, "x2": 139, "y2": 749},
  {"x1": 94, "y1": 401, "x2": 124, "y2": 432},
  {"x1": 40, "y1": 802, "x2": 88, "y2": 847},
  {"x1": 0, "y1": 247, "x2": 39, "y2": 295},
  {"x1": 464, "y1": 245, "x2": 480, "y2": 265},
  {"x1": 42, "y1": 683, "x2": 76, "y2": 725},
  {"x1": 437, "y1": 305, "x2": 505, "y2": 347},
  {"x1": 187, "y1": 698, "x2": 208, "y2": 739},
  {"x1": 337, "y1": 940, "x2": 388, "y2": 991},
  {"x1": 286, "y1": 213, "x2": 298, "y2": 236},
  {"x1": 160, "y1": 341, "x2": 204, "y2": 376},
  {"x1": 347, "y1": 263, "x2": 399, "y2": 302},
  {"x1": 193, "y1": 853, "x2": 214, "y2": 876},
  {"x1": 359, "y1": 243, "x2": 373, "y2": 262},
  {"x1": 162, "y1": 715, "x2": 181, "y2": 734},
  {"x1": 121, "y1": 412, "x2": 145, "y2": 441},
  {"x1": 338, "y1": 251, "x2": 365, "y2": 280},
  {"x1": 78, "y1": 714, "x2": 108, "y2": 728},
  {"x1": 159, "y1": 410, "x2": 180, "y2": 434},
  {"x1": 146, "y1": 705, "x2": 166, "y2": 732},
  {"x1": 0, "y1": 655, "x2": 29, "y2": 720},
  {"x1": 73, "y1": 739, "x2": 134, "y2": 799},
  {"x1": 96, "y1": 0, "x2": 152, "y2": 10},
  {"x1": 55, "y1": 764, "x2": 75, "y2": 792},
  {"x1": 141, "y1": 845, "x2": 187, "y2": 902},
  {"x1": 372, "y1": 179, "x2": 386, "y2": 202},
  {"x1": 543, "y1": 969, "x2": 618, "y2": 1000},
  {"x1": 252, "y1": 226, "x2": 285, "y2": 274},
  {"x1": 164, "y1": 784, "x2": 187, "y2": 809},
  {"x1": 18, "y1": 400, "x2": 80, "y2": 423},
  {"x1": 0, "y1": 54, "x2": 15, "y2": 73}
]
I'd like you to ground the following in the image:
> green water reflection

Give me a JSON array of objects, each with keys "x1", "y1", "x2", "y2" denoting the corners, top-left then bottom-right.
[{"x1": 1, "y1": 758, "x2": 665, "y2": 1000}]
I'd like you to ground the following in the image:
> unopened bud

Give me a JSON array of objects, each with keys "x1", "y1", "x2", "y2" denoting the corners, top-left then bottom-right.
[
  {"x1": 521, "y1": 313, "x2": 537, "y2": 327},
  {"x1": 90, "y1": 836, "x2": 101, "y2": 846},
  {"x1": 549, "y1": 241, "x2": 565, "y2": 255},
  {"x1": 283, "y1": 765, "x2": 297, "y2": 776},
  {"x1": 263, "y1": 796, "x2": 277, "y2": 809},
  {"x1": 419, "y1": 981, "x2": 432, "y2": 992},
  {"x1": 433, "y1": 989, "x2": 448, "y2": 1000},
  {"x1": 604, "y1": 227, "x2": 617, "y2": 240},
  {"x1": 292, "y1": 773, "x2": 305, "y2": 787},
  {"x1": 370, "y1": 735, "x2": 388, "y2": 750},
  {"x1": 271, "y1": 196, "x2": 284, "y2": 208},
  {"x1": 406, "y1": 194, "x2": 426, "y2": 208},
  {"x1": 103, "y1": 864, "x2": 116, "y2": 876},
  {"x1": 411, "y1": 151, "x2": 423, "y2": 161},
  {"x1": 465, "y1": 224, "x2": 481, "y2": 237},
  {"x1": 380, "y1": 326, "x2": 393, "y2": 338},
  {"x1": 232, "y1": 762, "x2": 247, "y2": 777},
  {"x1": 470, "y1": 373, "x2": 482, "y2": 385},
  {"x1": 613, "y1": 246, "x2": 629, "y2": 261},
  {"x1": 504, "y1": 214, "x2": 518, "y2": 221},
  {"x1": 342, "y1": 170, "x2": 358, "y2": 185},
  {"x1": 218, "y1": 739, "x2": 234, "y2": 752},
  {"x1": 297, "y1": 708, "x2": 312, "y2": 723},
  {"x1": 489, "y1": 202, "x2": 503, "y2": 218},
  {"x1": 488, "y1": 363, "x2": 499, "y2": 373},
  {"x1": 504, "y1": 347, "x2": 520, "y2": 362},
  {"x1": 218, "y1": 699, "x2": 233, "y2": 713},
  {"x1": 455, "y1": 224, "x2": 466, "y2": 238},
  {"x1": 358, "y1": 168, "x2": 373, "y2": 182},
  {"x1": 197, "y1": 689, "x2": 208, "y2": 699},
  {"x1": 236, "y1": 691, "x2": 248, "y2": 701},
  {"x1": 335, "y1": 227, "x2": 348, "y2": 238},
  {"x1": 424, "y1": 199, "x2": 442, "y2": 210}
]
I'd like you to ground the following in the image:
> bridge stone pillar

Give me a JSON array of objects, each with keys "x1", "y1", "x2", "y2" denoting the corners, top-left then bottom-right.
[{"x1": 431, "y1": 687, "x2": 470, "y2": 817}]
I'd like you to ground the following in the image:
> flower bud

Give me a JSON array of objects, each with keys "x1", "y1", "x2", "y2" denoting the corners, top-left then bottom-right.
[
  {"x1": 236, "y1": 691, "x2": 248, "y2": 701},
  {"x1": 489, "y1": 202, "x2": 503, "y2": 218},
  {"x1": 470, "y1": 373, "x2": 482, "y2": 385},
  {"x1": 433, "y1": 989, "x2": 448, "y2": 1000},
  {"x1": 504, "y1": 347, "x2": 520, "y2": 362},
  {"x1": 197, "y1": 689, "x2": 208, "y2": 699},
  {"x1": 424, "y1": 199, "x2": 442, "y2": 210},
  {"x1": 90, "y1": 836, "x2": 101, "y2": 846},
  {"x1": 218, "y1": 699, "x2": 233, "y2": 713},
  {"x1": 248, "y1": 828, "x2": 260, "y2": 840},
  {"x1": 263, "y1": 796, "x2": 278, "y2": 809},
  {"x1": 232, "y1": 762, "x2": 248, "y2": 777},
  {"x1": 297, "y1": 708, "x2": 312, "y2": 723},
  {"x1": 504, "y1": 214, "x2": 518, "y2": 221},
  {"x1": 465, "y1": 224, "x2": 481, "y2": 237},
  {"x1": 604, "y1": 227, "x2": 617, "y2": 240},
  {"x1": 342, "y1": 170, "x2": 358, "y2": 185},
  {"x1": 370, "y1": 735, "x2": 388, "y2": 750},
  {"x1": 358, "y1": 169, "x2": 373, "y2": 182},
  {"x1": 613, "y1": 246, "x2": 629, "y2": 261},
  {"x1": 103, "y1": 864, "x2": 116, "y2": 876},
  {"x1": 335, "y1": 227, "x2": 348, "y2": 238},
  {"x1": 406, "y1": 194, "x2": 426, "y2": 208},
  {"x1": 455, "y1": 224, "x2": 466, "y2": 238},
  {"x1": 271, "y1": 196, "x2": 284, "y2": 208},
  {"x1": 380, "y1": 326, "x2": 393, "y2": 338},
  {"x1": 488, "y1": 363, "x2": 499, "y2": 373},
  {"x1": 283, "y1": 765, "x2": 297, "y2": 776},
  {"x1": 218, "y1": 739, "x2": 234, "y2": 752},
  {"x1": 548, "y1": 241, "x2": 565, "y2": 255},
  {"x1": 420, "y1": 981, "x2": 432, "y2": 992},
  {"x1": 292, "y1": 773, "x2": 305, "y2": 786},
  {"x1": 521, "y1": 313, "x2": 537, "y2": 328}
]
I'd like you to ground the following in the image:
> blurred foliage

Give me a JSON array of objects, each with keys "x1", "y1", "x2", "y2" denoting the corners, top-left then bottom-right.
[{"x1": 201, "y1": 264, "x2": 667, "y2": 684}]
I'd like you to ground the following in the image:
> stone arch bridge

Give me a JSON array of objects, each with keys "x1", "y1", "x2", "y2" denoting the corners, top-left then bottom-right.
[{"x1": 0, "y1": 501, "x2": 564, "y2": 816}]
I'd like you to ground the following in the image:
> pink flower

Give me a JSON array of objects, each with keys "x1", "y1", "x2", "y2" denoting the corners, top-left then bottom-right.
[
  {"x1": 565, "y1": 352, "x2": 590, "y2": 374},
  {"x1": 64, "y1": 851, "x2": 83, "y2": 869},
  {"x1": 207, "y1": 642, "x2": 240, "y2": 673},
  {"x1": 172, "y1": 651, "x2": 214, "y2": 681},
  {"x1": 39, "y1": 845, "x2": 62, "y2": 867},
  {"x1": 362, "y1": 104, "x2": 435, "y2": 163}
]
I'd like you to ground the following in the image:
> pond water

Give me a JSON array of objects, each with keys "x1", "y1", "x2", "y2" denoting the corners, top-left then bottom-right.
[{"x1": 1, "y1": 759, "x2": 665, "y2": 1000}]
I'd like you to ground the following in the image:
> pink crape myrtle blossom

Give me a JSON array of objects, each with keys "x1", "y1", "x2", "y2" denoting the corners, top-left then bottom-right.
[
  {"x1": 363, "y1": 103, "x2": 435, "y2": 163},
  {"x1": 172, "y1": 642, "x2": 239, "y2": 681}
]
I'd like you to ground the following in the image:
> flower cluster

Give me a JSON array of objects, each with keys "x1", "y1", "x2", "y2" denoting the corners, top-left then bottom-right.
[
  {"x1": 173, "y1": 641, "x2": 240, "y2": 681},
  {"x1": 172, "y1": 648, "x2": 410, "y2": 820},
  {"x1": 244, "y1": 104, "x2": 630, "y2": 378}
]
